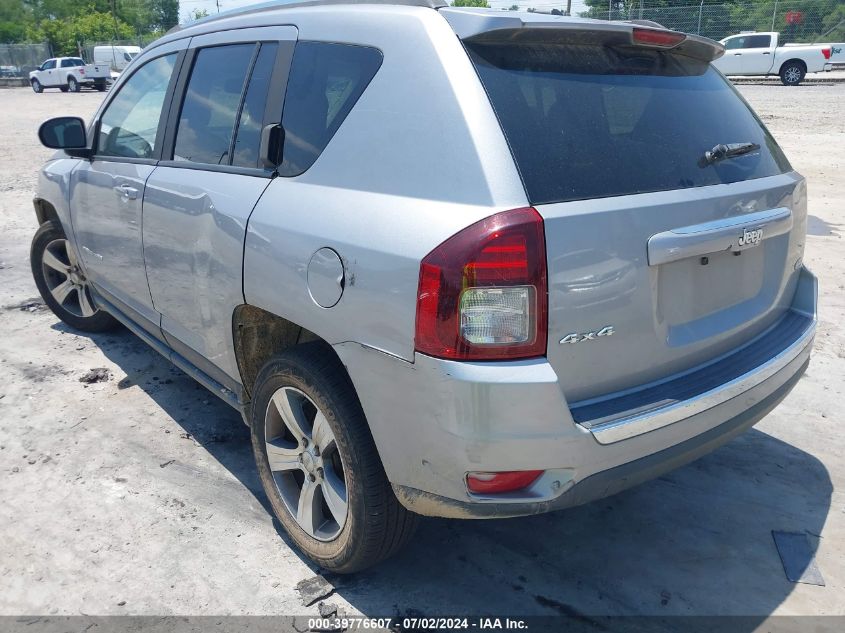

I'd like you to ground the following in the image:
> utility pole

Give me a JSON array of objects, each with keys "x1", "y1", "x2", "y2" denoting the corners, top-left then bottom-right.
[
  {"x1": 216, "y1": 0, "x2": 221, "y2": 13},
  {"x1": 772, "y1": 0, "x2": 779, "y2": 31},
  {"x1": 111, "y1": 0, "x2": 119, "y2": 42},
  {"x1": 697, "y1": 0, "x2": 705, "y2": 35}
]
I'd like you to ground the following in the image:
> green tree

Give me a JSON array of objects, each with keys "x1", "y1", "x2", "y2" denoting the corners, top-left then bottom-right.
[
  {"x1": 509, "y1": 4, "x2": 519, "y2": 10},
  {"x1": 451, "y1": 0, "x2": 490, "y2": 7},
  {"x1": 0, "y1": 0, "x2": 35, "y2": 42},
  {"x1": 27, "y1": 10, "x2": 134, "y2": 56},
  {"x1": 188, "y1": 8, "x2": 210, "y2": 21}
]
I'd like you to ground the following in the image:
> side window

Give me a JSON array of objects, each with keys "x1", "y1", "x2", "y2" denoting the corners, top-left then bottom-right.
[
  {"x1": 61, "y1": 58, "x2": 83, "y2": 68},
  {"x1": 42, "y1": 60, "x2": 56, "y2": 70},
  {"x1": 278, "y1": 42, "x2": 382, "y2": 177},
  {"x1": 231, "y1": 43, "x2": 278, "y2": 168},
  {"x1": 744, "y1": 35, "x2": 772, "y2": 48},
  {"x1": 173, "y1": 44, "x2": 255, "y2": 165},
  {"x1": 97, "y1": 53, "x2": 177, "y2": 159},
  {"x1": 724, "y1": 38, "x2": 743, "y2": 50}
]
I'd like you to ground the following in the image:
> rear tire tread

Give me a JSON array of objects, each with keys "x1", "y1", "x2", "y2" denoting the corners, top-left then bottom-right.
[{"x1": 252, "y1": 343, "x2": 417, "y2": 573}]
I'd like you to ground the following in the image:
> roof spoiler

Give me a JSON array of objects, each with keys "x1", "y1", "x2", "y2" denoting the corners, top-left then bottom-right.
[{"x1": 440, "y1": 8, "x2": 724, "y2": 63}]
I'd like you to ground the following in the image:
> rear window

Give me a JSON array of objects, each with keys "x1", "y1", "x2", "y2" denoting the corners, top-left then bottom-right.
[
  {"x1": 61, "y1": 58, "x2": 84, "y2": 68},
  {"x1": 466, "y1": 43, "x2": 791, "y2": 205}
]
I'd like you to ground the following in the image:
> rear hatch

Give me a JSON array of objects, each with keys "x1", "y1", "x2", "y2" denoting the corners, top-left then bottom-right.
[{"x1": 458, "y1": 16, "x2": 806, "y2": 403}]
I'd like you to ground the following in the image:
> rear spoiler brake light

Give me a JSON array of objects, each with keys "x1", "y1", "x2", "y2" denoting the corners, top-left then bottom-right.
[
  {"x1": 632, "y1": 27, "x2": 686, "y2": 48},
  {"x1": 442, "y1": 8, "x2": 724, "y2": 62}
]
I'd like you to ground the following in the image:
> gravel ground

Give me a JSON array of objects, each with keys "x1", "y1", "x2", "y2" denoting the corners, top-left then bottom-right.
[{"x1": 0, "y1": 78, "x2": 844, "y2": 621}]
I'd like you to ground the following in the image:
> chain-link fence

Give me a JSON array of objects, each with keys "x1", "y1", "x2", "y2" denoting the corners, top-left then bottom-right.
[
  {"x1": 584, "y1": 0, "x2": 845, "y2": 42},
  {"x1": 0, "y1": 42, "x2": 51, "y2": 79}
]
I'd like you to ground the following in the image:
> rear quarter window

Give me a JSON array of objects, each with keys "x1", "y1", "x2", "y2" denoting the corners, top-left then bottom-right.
[
  {"x1": 466, "y1": 42, "x2": 791, "y2": 205},
  {"x1": 278, "y1": 42, "x2": 382, "y2": 177}
]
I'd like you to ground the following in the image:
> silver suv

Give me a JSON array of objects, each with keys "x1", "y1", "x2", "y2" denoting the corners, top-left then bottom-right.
[{"x1": 31, "y1": 1, "x2": 817, "y2": 572}]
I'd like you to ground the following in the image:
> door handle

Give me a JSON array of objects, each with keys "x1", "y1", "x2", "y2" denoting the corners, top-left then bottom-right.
[
  {"x1": 734, "y1": 53, "x2": 742, "y2": 56},
  {"x1": 763, "y1": 51, "x2": 771, "y2": 55},
  {"x1": 114, "y1": 184, "x2": 139, "y2": 200}
]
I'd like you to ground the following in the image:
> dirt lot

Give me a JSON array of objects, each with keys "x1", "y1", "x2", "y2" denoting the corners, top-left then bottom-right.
[{"x1": 0, "y1": 78, "x2": 844, "y2": 622}]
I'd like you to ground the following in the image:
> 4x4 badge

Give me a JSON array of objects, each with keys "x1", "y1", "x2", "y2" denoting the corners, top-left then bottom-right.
[{"x1": 559, "y1": 326, "x2": 614, "y2": 345}]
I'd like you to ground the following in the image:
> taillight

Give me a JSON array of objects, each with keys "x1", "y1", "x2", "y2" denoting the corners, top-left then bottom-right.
[
  {"x1": 415, "y1": 207, "x2": 547, "y2": 361},
  {"x1": 79, "y1": 68, "x2": 85, "y2": 75},
  {"x1": 632, "y1": 28, "x2": 686, "y2": 48},
  {"x1": 467, "y1": 470, "x2": 544, "y2": 495},
  {"x1": 822, "y1": 47, "x2": 832, "y2": 60}
]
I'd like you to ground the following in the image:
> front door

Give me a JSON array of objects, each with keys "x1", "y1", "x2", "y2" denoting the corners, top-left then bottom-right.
[{"x1": 70, "y1": 49, "x2": 181, "y2": 329}]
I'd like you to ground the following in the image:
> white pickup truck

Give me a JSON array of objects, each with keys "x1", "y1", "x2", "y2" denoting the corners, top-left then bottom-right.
[
  {"x1": 29, "y1": 57, "x2": 110, "y2": 93},
  {"x1": 713, "y1": 32, "x2": 833, "y2": 85}
]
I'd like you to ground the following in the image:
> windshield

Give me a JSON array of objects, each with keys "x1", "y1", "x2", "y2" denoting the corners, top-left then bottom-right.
[{"x1": 466, "y1": 42, "x2": 792, "y2": 205}]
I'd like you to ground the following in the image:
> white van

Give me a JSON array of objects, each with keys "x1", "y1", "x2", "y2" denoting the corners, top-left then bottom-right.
[{"x1": 92, "y1": 45, "x2": 141, "y2": 73}]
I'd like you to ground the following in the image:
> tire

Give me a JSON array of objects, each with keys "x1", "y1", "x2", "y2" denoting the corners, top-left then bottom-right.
[
  {"x1": 30, "y1": 221, "x2": 119, "y2": 333},
  {"x1": 780, "y1": 61, "x2": 805, "y2": 86},
  {"x1": 95, "y1": 81, "x2": 107, "y2": 92},
  {"x1": 31, "y1": 78, "x2": 42, "y2": 93},
  {"x1": 68, "y1": 76, "x2": 80, "y2": 93},
  {"x1": 59, "y1": 86, "x2": 68, "y2": 92},
  {"x1": 250, "y1": 343, "x2": 418, "y2": 573}
]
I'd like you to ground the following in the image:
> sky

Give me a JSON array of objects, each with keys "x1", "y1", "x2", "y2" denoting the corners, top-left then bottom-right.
[{"x1": 178, "y1": 0, "x2": 591, "y2": 23}]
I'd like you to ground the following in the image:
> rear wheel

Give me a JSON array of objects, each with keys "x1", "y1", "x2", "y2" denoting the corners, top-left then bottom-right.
[
  {"x1": 31, "y1": 78, "x2": 42, "y2": 93},
  {"x1": 250, "y1": 344, "x2": 417, "y2": 573},
  {"x1": 68, "y1": 76, "x2": 80, "y2": 92},
  {"x1": 780, "y1": 61, "x2": 805, "y2": 86},
  {"x1": 95, "y1": 80, "x2": 107, "y2": 92},
  {"x1": 30, "y1": 222, "x2": 119, "y2": 333},
  {"x1": 59, "y1": 85, "x2": 68, "y2": 93}
]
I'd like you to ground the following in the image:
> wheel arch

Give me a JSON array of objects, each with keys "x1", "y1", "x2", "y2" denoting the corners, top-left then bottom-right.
[
  {"x1": 780, "y1": 58, "x2": 807, "y2": 74},
  {"x1": 232, "y1": 304, "x2": 347, "y2": 400},
  {"x1": 33, "y1": 197, "x2": 60, "y2": 226}
]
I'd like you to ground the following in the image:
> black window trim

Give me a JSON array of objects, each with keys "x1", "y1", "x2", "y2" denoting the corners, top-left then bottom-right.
[
  {"x1": 158, "y1": 36, "x2": 296, "y2": 179},
  {"x1": 90, "y1": 48, "x2": 187, "y2": 166}
]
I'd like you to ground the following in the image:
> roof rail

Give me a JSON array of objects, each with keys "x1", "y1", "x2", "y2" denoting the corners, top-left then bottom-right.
[{"x1": 182, "y1": 0, "x2": 447, "y2": 30}]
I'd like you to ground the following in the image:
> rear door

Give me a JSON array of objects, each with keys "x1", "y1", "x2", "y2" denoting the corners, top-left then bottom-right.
[
  {"x1": 465, "y1": 33, "x2": 803, "y2": 403},
  {"x1": 142, "y1": 27, "x2": 296, "y2": 388}
]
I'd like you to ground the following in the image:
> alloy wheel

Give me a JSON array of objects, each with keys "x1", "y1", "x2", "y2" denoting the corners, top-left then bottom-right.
[
  {"x1": 41, "y1": 238, "x2": 97, "y2": 318},
  {"x1": 264, "y1": 386, "x2": 349, "y2": 541}
]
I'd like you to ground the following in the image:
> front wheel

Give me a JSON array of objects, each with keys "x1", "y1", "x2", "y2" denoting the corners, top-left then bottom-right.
[
  {"x1": 250, "y1": 344, "x2": 418, "y2": 573},
  {"x1": 780, "y1": 61, "x2": 805, "y2": 86},
  {"x1": 30, "y1": 222, "x2": 119, "y2": 333},
  {"x1": 67, "y1": 76, "x2": 80, "y2": 92},
  {"x1": 31, "y1": 78, "x2": 42, "y2": 93}
]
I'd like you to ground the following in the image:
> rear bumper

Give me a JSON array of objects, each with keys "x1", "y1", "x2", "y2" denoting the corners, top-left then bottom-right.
[{"x1": 334, "y1": 267, "x2": 816, "y2": 518}]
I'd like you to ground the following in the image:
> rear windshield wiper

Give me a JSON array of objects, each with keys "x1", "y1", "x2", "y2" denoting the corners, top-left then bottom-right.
[{"x1": 699, "y1": 142, "x2": 760, "y2": 167}]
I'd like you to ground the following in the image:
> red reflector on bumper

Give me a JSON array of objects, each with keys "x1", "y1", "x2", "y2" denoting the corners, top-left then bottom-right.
[{"x1": 466, "y1": 470, "x2": 544, "y2": 494}]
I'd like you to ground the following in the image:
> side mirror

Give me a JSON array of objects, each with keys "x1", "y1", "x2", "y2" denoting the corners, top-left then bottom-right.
[
  {"x1": 38, "y1": 117, "x2": 91, "y2": 158},
  {"x1": 259, "y1": 124, "x2": 285, "y2": 169}
]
